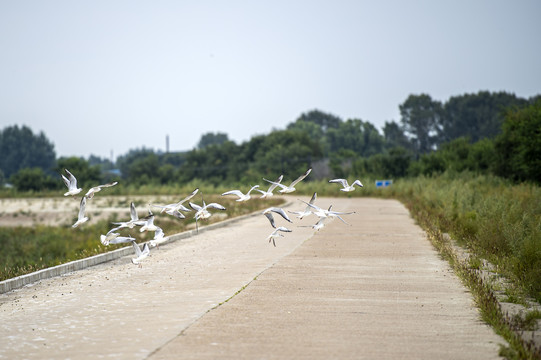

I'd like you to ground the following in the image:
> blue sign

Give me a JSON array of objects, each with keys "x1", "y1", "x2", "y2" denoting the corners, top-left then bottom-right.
[{"x1": 375, "y1": 180, "x2": 393, "y2": 188}]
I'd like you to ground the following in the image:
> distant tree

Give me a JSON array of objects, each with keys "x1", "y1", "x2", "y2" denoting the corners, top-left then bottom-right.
[
  {"x1": 353, "y1": 147, "x2": 412, "y2": 179},
  {"x1": 258, "y1": 130, "x2": 321, "y2": 175},
  {"x1": 442, "y1": 91, "x2": 528, "y2": 143},
  {"x1": 289, "y1": 109, "x2": 341, "y2": 133},
  {"x1": 10, "y1": 167, "x2": 57, "y2": 192},
  {"x1": 88, "y1": 154, "x2": 115, "y2": 171},
  {"x1": 326, "y1": 119, "x2": 385, "y2": 156},
  {"x1": 494, "y1": 100, "x2": 541, "y2": 184},
  {"x1": 116, "y1": 148, "x2": 155, "y2": 180},
  {"x1": 125, "y1": 153, "x2": 161, "y2": 185},
  {"x1": 383, "y1": 121, "x2": 412, "y2": 150},
  {"x1": 197, "y1": 132, "x2": 230, "y2": 149},
  {"x1": 0, "y1": 125, "x2": 56, "y2": 178},
  {"x1": 399, "y1": 94, "x2": 443, "y2": 154}
]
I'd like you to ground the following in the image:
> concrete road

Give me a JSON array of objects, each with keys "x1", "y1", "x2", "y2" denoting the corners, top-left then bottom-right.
[{"x1": 0, "y1": 197, "x2": 503, "y2": 359}]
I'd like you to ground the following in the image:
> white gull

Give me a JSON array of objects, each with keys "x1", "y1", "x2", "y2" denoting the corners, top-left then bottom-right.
[
  {"x1": 263, "y1": 168, "x2": 312, "y2": 194},
  {"x1": 266, "y1": 226, "x2": 292, "y2": 247},
  {"x1": 72, "y1": 196, "x2": 89, "y2": 228},
  {"x1": 329, "y1": 178, "x2": 363, "y2": 192},
  {"x1": 221, "y1": 185, "x2": 260, "y2": 202},
  {"x1": 131, "y1": 241, "x2": 150, "y2": 267},
  {"x1": 62, "y1": 169, "x2": 82, "y2": 197},
  {"x1": 85, "y1": 181, "x2": 118, "y2": 199},
  {"x1": 255, "y1": 175, "x2": 283, "y2": 198}
]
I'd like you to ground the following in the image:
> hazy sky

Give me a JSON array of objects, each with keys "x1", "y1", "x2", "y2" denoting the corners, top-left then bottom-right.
[{"x1": 1, "y1": 1, "x2": 540, "y2": 160}]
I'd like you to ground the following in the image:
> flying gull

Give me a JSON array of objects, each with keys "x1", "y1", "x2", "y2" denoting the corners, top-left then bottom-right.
[
  {"x1": 263, "y1": 168, "x2": 312, "y2": 194},
  {"x1": 221, "y1": 185, "x2": 260, "y2": 202},
  {"x1": 256, "y1": 175, "x2": 283, "y2": 198},
  {"x1": 62, "y1": 169, "x2": 82, "y2": 197},
  {"x1": 131, "y1": 241, "x2": 150, "y2": 267},
  {"x1": 266, "y1": 226, "x2": 292, "y2": 247},
  {"x1": 262, "y1": 207, "x2": 293, "y2": 228},
  {"x1": 329, "y1": 178, "x2": 363, "y2": 192},
  {"x1": 288, "y1": 192, "x2": 317, "y2": 219},
  {"x1": 85, "y1": 181, "x2": 118, "y2": 199},
  {"x1": 72, "y1": 196, "x2": 89, "y2": 228}
]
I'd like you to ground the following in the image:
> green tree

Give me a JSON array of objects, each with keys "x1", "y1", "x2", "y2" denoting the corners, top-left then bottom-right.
[
  {"x1": 494, "y1": 101, "x2": 541, "y2": 184},
  {"x1": 399, "y1": 94, "x2": 443, "y2": 154},
  {"x1": 287, "y1": 110, "x2": 342, "y2": 156},
  {"x1": 383, "y1": 121, "x2": 412, "y2": 151},
  {"x1": 326, "y1": 119, "x2": 385, "y2": 156},
  {"x1": 0, "y1": 125, "x2": 56, "y2": 178},
  {"x1": 289, "y1": 109, "x2": 341, "y2": 133},
  {"x1": 197, "y1": 132, "x2": 230, "y2": 149},
  {"x1": 442, "y1": 91, "x2": 528, "y2": 143},
  {"x1": 250, "y1": 130, "x2": 321, "y2": 178},
  {"x1": 10, "y1": 167, "x2": 57, "y2": 192},
  {"x1": 116, "y1": 148, "x2": 155, "y2": 180}
]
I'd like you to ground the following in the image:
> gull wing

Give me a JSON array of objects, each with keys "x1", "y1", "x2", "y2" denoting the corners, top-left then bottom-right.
[
  {"x1": 61, "y1": 174, "x2": 71, "y2": 188},
  {"x1": 352, "y1": 179, "x2": 363, "y2": 187},
  {"x1": 154, "y1": 227, "x2": 164, "y2": 240},
  {"x1": 175, "y1": 188, "x2": 199, "y2": 206},
  {"x1": 276, "y1": 226, "x2": 292, "y2": 233},
  {"x1": 263, "y1": 178, "x2": 287, "y2": 190},
  {"x1": 221, "y1": 190, "x2": 244, "y2": 198},
  {"x1": 106, "y1": 225, "x2": 123, "y2": 236},
  {"x1": 130, "y1": 202, "x2": 139, "y2": 222},
  {"x1": 141, "y1": 243, "x2": 150, "y2": 257},
  {"x1": 300, "y1": 199, "x2": 323, "y2": 212},
  {"x1": 167, "y1": 209, "x2": 186, "y2": 219},
  {"x1": 78, "y1": 196, "x2": 87, "y2": 219},
  {"x1": 65, "y1": 169, "x2": 78, "y2": 189},
  {"x1": 109, "y1": 235, "x2": 136, "y2": 244},
  {"x1": 151, "y1": 203, "x2": 174, "y2": 213},
  {"x1": 289, "y1": 168, "x2": 312, "y2": 187},
  {"x1": 206, "y1": 203, "x2": 226, "y2": 210},
  {"x1": 267, "y1": 174, "x2": 284, "y2": 193},
  {"x1": 263, "y1": 212, "x2": 276, "y2": 228},
  {"x1": 189, "y1": 202, "x2": 203, "y2": 211},
  {"x1": 329, "y1": 178, "x2": 348, "y2": 188},
  {"x1": 333, "y1": 214, "x2": 351, "y2": 225},
  {"x1": 100, "y1": 181, "x2": 118, "y2": 188},
  {"x1": 131, "y1": 240, "x2": 142, "y2": 257},
  {"x1": 246, "y1": 185, "x2": 260, "y2": 195},
  {"x1": 266, "y1": 207, "x2": 292, "y2": 223}
]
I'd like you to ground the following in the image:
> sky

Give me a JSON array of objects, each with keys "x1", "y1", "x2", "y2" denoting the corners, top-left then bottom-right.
[{"x1": 1, "y1": 1, "x2": 540, "y2": 160}]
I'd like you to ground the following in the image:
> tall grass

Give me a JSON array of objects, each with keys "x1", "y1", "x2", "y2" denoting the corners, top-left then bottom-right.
[{"x1": 381, "y1": 173, "x2": 541, "y2": 303}]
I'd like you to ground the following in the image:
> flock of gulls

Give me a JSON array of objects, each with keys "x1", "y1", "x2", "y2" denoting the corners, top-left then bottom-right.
[{"x1": 61, "y1": 168, "x2": 364, "y2": 267}]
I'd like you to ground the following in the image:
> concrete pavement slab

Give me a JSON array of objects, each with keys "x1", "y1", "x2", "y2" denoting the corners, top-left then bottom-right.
[{"x1": 0, "y1": 197, "x2": 504, "y2": 359}]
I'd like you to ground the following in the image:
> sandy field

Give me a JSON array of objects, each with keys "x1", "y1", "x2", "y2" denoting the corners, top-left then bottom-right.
[{"x1": 0, "y1": 195, "x2": 189, "y2": 227}]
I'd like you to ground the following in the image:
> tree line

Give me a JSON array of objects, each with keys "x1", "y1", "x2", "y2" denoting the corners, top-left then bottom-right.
[{"x1": 1, "y1": 90, "x2": 539, "y2": 191}]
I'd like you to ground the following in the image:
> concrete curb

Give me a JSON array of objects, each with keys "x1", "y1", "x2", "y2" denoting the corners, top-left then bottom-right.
[{"x1": 0, "y1": 204, "x2": 282, "y2": 294}]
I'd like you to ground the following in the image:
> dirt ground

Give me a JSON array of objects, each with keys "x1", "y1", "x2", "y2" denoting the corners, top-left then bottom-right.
[{"x1": 0, "y1": 195, "x2": 185, "y2": 227}]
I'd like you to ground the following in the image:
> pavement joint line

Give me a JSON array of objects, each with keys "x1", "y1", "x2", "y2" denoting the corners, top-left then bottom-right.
[
  {"x1": 145, "y1": 223, "x2": 317, "y2": 360},
  {"x1": 0, "y1": 200, "x2": 293, "y2": 294}
]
